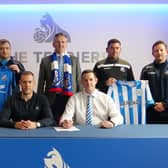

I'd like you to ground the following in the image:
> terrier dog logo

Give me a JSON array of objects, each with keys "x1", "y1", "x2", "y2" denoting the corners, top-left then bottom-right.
[
  {"x1": 44, "y1": 147, "x2": 70, "y2": 168},
  {"x1": 34, "y1": 13, "x2": 71, "y2": 43}
]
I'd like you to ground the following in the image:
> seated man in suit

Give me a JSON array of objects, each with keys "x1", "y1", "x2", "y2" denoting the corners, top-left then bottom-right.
[
  {"x1": 59, "y1": 69, "x2": 123, "y2": 129},
  {"x1": 0, "y1": 71, "x2": 53, "y2": 129}
]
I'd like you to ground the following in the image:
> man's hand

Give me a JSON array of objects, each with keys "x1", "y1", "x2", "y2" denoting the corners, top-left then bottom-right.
[
  {"x1": 105, "y1": 77, "x2": 117, "y2": 86},
  {"x1": 15, "y1": 120, "x2": 37, "y2": 129},
  {"x1": 61, "y1": 120, "x2": 73, "y2": 129},
  {"x1": 100, "y1": 120, "x2": 115, "y2": 128},
  {"x1": 154, "y1": 102, "x2": 165, "y2": 112},
  {"x1": 9, "y1": 64, "x2": 20, "y2": 73}
]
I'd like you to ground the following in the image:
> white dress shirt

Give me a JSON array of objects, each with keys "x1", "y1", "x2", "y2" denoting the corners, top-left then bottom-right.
[{"x1": 60, "y1": 89, "x2": 123, "y2": 126}]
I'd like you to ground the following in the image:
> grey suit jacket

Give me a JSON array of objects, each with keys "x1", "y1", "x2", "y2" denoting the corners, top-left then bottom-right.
[{"x1": 37, "y1": 54, "x2": 82, "y2": 105}]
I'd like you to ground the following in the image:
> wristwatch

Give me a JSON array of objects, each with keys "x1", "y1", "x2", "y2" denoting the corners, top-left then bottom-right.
[
  {"x1": 109, "y1": 121, "x2": 115, "y2": 127},
  {"x1": 36, "y1": 122, "x2": 41, "y2": 128}
]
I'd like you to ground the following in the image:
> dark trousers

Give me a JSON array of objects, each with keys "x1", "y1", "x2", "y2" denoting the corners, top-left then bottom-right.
[
  {"x1": 147, "y1": 106, "x2": 168, "y2": 124},
  {"x1": 51, "y1": 94, "x2": 70, "y2": 126}
]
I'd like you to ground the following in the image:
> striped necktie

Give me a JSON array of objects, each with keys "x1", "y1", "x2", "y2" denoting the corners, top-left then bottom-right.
[
  {"x1": 58, "y1": 56, "x2": 64, "y2": 87},
  {"x1": 86, "y1": 95, "x2": 93, "y2": 125}
]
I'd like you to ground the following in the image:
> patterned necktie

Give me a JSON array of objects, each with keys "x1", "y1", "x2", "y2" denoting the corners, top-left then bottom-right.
[{"x1": 86, "y1": 95, "x2": 93, "y2": 125}]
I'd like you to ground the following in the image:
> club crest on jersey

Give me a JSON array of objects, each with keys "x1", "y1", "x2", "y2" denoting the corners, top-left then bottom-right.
[
  {"x1": 35, "y1": 106, "x2": 40, "y2": 110},
  {"x1": 136, "y1": 89, "x2": 142, "y2": 96},
  {"x1": 1, "y1": 74, "x2": 8, "y2": 81},
  {"x1": 120, "y1": 67, "x2": 126, "y2": 72}
]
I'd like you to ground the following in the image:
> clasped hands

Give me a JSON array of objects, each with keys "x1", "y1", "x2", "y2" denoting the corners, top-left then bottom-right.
[{"x1": 15, "y1": 120, "x2": 37, "y2": 129}]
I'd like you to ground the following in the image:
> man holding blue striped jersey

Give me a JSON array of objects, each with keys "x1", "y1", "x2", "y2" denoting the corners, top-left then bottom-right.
[
  {"x1": 93, "y1": 38, "x2": 134, "y2": 93},
  {"x1": 107, "y1": 80, "x2": 154, "y2": 124}
]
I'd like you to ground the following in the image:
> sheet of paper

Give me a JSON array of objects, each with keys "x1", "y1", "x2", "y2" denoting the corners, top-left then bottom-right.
[{"x1": 54, "y1": 126, "x2": 80, "y2": 132}]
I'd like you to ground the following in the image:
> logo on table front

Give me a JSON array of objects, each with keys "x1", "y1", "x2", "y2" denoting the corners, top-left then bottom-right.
[
  {"x1": 44, "y1": 147, "x2": 70, "y2": 168},
  {"x1": 34, "y1": 13, "x2": 71, "y2": 43}
]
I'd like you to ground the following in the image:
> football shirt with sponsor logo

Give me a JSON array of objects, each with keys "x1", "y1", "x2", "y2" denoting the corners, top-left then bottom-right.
[{"x1": 107, "y1": 80, "x2": 154, "y2": 124}]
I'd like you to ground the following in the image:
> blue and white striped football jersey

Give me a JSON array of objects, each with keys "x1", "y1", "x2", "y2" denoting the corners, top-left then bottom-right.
[{"x1": 107, "y1": 80, "x2": 154, "y2": 124}]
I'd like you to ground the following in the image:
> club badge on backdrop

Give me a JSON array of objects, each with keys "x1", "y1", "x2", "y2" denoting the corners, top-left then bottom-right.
[{"x1": 34, "y1": 13, "x2": 71, "y2": 43}]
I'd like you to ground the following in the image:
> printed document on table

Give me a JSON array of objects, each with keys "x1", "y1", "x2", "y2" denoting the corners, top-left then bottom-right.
[{"x1": 54, "y1": 126, "x2": 80, "y2": 132}]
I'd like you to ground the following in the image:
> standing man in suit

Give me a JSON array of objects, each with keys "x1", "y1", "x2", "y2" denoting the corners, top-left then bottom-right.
[{"x1": 38, "y1": 33, "x2": 81, "y2": 125}]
